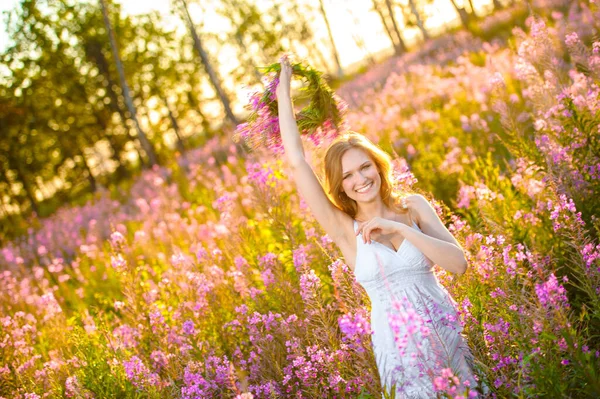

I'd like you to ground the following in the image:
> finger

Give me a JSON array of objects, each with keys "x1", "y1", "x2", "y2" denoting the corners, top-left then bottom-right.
[
  {"x1": 360, "y1": 222, "x2": 367, "y2": 244},
  {"x1": 364, "y1": 222, "x2": 372, "y2": 244},
  {"x1": 366, "y1": 222, "x2": 380, "y2": 244},
  {"x1": 355, "y1": 221, "x2": 364, "y2": 236}
]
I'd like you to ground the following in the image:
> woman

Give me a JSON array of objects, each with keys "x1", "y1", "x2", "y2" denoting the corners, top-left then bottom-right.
[{"x1": 276, "y1": 57, "x2": 480, "y2": 397}]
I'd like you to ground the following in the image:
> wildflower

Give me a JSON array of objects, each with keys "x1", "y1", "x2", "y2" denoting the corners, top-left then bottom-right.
[
  {"x1": 292, "y1": 244, "x2": 311, "y2": 272},
  {"x1": 565, "y1": 32, "x2": 580, "y2": 47},
  {"x1": 338, "y1": 311, "x2": 371, "y2": 353},
  {"x1": 535, "y1": 273, "x2": 570, "y2": 309},
  {"x1": 110, "y1": 231, "x2": 125, "y2": 248},
  {"x1": 182, "y1": 320, "x2": 196, "y2": 336},
  {"x1": 123, "y1": 356, "x2": 161, "y2": 389},
  {"x1": 261, "y1": 268, "x2": 275, "y2": 287},
  {"x1": 150, "y1": 350, "x2": 169, "y2": 370},
  {"x1": 110, "y1": 254, "x2": 127, "y2": 272},
  {"x1": 39, "y1": 293, "x2": 62, "y2": 321},
  {"x1": 299, "y1": 269, "x2": 321, "y2": 302}
]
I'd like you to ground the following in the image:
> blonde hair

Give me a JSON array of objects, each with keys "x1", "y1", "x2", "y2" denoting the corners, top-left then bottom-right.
[{"x1": 323, "y1": 132, "x2": 409, "y2": 218}]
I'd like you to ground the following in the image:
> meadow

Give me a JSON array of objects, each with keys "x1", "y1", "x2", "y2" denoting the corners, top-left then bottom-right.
[{"x1": 1, "y1": 1, "x2": 600, "y2": 398}]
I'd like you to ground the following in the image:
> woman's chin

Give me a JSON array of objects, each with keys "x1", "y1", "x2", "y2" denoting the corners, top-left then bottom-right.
[{"x1": 352, "y1": 192, "x2": 379, "y2": 203}]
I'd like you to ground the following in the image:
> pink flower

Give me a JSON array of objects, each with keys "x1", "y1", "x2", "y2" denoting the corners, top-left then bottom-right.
[
  {"x1": 109, "y1": 231, "x2": 125, "y2": 247},
  {"x1": 535, "y1": 273, "x2": 570, "y2": 309},
  {"x1": 565, "y1": 32, "x2": 580, "y2": 47},
  {"x1": 299, "y1": 270, "x2": 321, "y2": 302},
  {"x1": 110, "y1": 254, "x2": 127, "y2": 272}
]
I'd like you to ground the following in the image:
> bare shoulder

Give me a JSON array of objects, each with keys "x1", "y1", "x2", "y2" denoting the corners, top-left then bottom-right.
[
  {"x1": 405, "y1": 194, "x2": 431, "y2": 223},
  {"x1": 405, "y1": 193, "x2": 460, "y2": 246}
]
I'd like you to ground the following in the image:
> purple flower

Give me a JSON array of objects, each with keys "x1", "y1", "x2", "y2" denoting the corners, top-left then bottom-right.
[
  {"x1": 123, "y1": 356, "x2": 160, "y2": 389},
  {"x1": 182, "y1": 320, "x2": 195, "y2": 336},
  {"x1": 299, "y1": 270, "x2": 321, "y2": 302},
  {"x1": 338, "y1": 310, "x2": 371, "y2": 353},
  {"x1": 535, "y1": 273, "x2": 570, "y2": 309},
  {"x1": 150, "y1": 350, "x2": 169, "y2": 370},
  {"x1": 292, "y1": 244, "x2": 311, "y2": 272}
]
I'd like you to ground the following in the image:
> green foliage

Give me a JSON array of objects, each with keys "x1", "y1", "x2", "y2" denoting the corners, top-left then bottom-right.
[{"x1": 265, "y1": 61, "x2": 343, "y2": 133}]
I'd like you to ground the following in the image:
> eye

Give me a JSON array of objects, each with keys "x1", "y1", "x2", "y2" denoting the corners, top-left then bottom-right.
[
  {"x1": 361, "y1": 164, "x2": 370, "y2": 170},
  {"x1": 343, "y1": 174, "x2": 351, "y2": 180}
]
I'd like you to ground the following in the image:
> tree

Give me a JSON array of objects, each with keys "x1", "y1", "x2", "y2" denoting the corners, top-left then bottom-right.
[
  {"x1": 406, "y1": 0, "x2": 430, "y2": 41},
  {"x1": 318, "y1": 0, "x2": 343, "y2": 77},
  {"x1": 448, "y1": 0, "x2": 471, "y2": 29},
  {"x1": 384, "y1": 0, "x2": 407, "y2": 52},
  {"x1": 179, "y1": 0, "x2": 239, "y2": 125},
  {"x1": 372, "y1": 0, "x2": 406, "y2": 55},
  {"x1": 99, "y1": 0, "x2": 158, "y2": 166}
]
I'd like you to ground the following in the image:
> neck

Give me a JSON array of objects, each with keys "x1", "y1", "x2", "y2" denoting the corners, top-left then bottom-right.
[{"x1": 355, "y1": 198, "x2": 390, "y2": 221}]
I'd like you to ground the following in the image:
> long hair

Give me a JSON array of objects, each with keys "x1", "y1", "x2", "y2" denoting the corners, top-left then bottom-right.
[{"x1": 323, "y1": 132, "x2": 409, "y2": 218}]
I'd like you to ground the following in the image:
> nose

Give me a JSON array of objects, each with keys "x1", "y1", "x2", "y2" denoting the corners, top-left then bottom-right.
[{"x1": 356, "y1": 173, "x2": 369, "y2": 185}]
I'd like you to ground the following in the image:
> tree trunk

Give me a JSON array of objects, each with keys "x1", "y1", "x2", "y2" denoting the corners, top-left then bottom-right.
[
  {"x1": 467, "y1": 0, "x2": 478, "y2": 17},
  {"x1": 372, "y1": 0, "x2": 402, "y2": 56},
  {"x1": 384, "y1": 0, "x2": 407, "y2": 52},
  {"x1": 448, "y1": 0, "x2": 471, "y2": 29},
  {"x1": 318, "y1": 0, "x2": 343, "y2": 78},
  {"x1": 180, "y1": 0, "x2": 238, "y2": 125},
  {"x1": 100, "y1": 0, "x2": 158, "y2": 166},
  {"x1": 85, "y1": 42, "x2": 146, "y2": 166},
  {"x1": 408, "y1": 0, "x2": 430, "y2": 41}
]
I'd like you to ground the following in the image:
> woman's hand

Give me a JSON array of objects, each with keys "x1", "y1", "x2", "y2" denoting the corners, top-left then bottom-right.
[
  {"x1": 276, "y1": 56, "x2": 292, "y2": 100},
  {"x1": 355, "y1": 217, "x2": 406, "y2": 244}
]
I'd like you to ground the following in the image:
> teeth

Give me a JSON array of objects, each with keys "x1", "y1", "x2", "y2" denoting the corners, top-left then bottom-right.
[{"x1": 355, "y1": 182, "x2": 372, "y2": 193}]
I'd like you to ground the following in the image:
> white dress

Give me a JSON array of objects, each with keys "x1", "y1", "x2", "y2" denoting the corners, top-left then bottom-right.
[{"x1": 353, "y1": 219, "x2": 479, "y2": 398}]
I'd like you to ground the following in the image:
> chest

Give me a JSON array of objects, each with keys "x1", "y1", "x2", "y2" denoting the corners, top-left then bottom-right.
[{"x1": 353, "y1": 239, "x2": 433, "y2": 283}]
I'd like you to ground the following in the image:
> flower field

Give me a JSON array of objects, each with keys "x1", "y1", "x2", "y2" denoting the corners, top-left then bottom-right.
[{"x1": 1, "y1": 2, "x2": 600, "y2": 398}]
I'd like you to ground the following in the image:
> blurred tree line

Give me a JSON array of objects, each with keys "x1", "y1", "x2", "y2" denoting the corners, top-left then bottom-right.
[{"x1": 0, "y1": 0, "x2": 509, "y2": 239}]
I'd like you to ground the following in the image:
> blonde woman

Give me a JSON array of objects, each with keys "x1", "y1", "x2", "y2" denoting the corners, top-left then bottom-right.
[{"x1": 276, "y1": 57, "x2": 480, "y2": 397}]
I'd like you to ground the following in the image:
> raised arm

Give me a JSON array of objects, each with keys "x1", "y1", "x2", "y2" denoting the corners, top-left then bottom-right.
[{"x1": 275, "y1": 58, "x2": 353, "y2": 246}]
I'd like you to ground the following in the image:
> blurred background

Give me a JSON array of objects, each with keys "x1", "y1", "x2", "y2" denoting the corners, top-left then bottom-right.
[{"x1": 0, "y1": 0, "x2": 502, "y2": 238}]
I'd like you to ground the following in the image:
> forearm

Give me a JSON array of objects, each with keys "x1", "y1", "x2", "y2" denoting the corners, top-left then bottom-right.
[
  {"x1": 277, "y1": 94, "x2": 305, "y2": 166},
  {"x1": 395, "y1": 222, "x2": 468, "y2": 275}
]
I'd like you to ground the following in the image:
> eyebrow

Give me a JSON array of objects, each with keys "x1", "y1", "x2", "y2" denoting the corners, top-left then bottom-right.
[{"x1": 343, "y1": 161, "x2": 370, "y2": 176}]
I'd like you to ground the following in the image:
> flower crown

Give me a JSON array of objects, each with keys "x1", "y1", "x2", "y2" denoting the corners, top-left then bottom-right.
[{"x1": 234, "y1": 56, "x2": 348, "y2": 153}]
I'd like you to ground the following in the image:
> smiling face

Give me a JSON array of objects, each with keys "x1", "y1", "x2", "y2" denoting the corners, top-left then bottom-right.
[{"x1": 340, "y1": 147, "x2": 382, "y2": 203}]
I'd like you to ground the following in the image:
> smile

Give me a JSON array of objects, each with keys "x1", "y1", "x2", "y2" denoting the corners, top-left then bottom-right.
[{"x1": 355, "y1": 182, "x2": 373, "y2": 193}]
